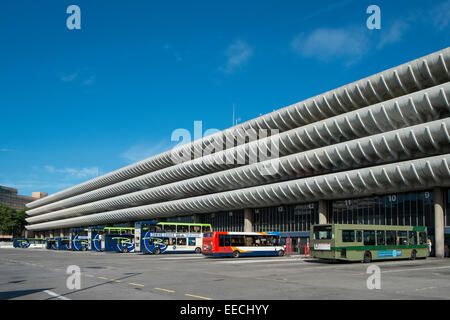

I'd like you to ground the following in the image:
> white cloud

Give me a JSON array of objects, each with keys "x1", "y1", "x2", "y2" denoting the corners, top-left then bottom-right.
[
  {"x1": 61, "y1": 73, "x2": 78, "y2": 82},
  {"x1": 377, "y1": 20, "x2": 409, "y2": 49},
  {"x1": 430, "y1": 0, "x2": 450, "y2": 30},
  {"x1": 82, "y1": 75, "x2": 95, "y2": 86},
  {"x1": 222, "y1": 40, "x2": 253, "y2": 74},
  {"x1": 120, "y1": 141, "x2": 173, "y2": 164},
  {"x1": 44, "y1": 165, "x2": 99, "y2": 178},
  {"x1": 291, "y1": 27, "x2": 368, "y2": 65}
]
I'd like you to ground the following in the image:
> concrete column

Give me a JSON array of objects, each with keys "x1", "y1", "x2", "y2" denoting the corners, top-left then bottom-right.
[
  {"x1": 434, "y1": 188, "x2": 445, "y2": 258},
  {"x1": 244, "y1": 208, "x2": 253, "y2": 232},
  {"x1": 193, "y1": 214, "x2": 202, "y2": 223},
  {"x1": 318, "y1": 200, "x2": 328, "y2": 225},
  {"x1": 49, "y1": 230, "x2": 54, "y2": 238},
  {"x1": 60, "y1": 229, "x2": 64, "y2": 237}
]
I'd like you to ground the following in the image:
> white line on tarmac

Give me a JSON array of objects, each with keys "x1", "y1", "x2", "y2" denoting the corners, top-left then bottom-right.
[
  {"x1": 216, "y1": 258, "x2": 304, "y2": 264},
  {"x1": 351, "y1": 265, "x2": 450, "y2": 275},
  {"x1": 158, "y1": 256, "x2": 206, "y2": 260},
  {"x1": 43, "y1": 290, "x2": 71, "y2": 300}
]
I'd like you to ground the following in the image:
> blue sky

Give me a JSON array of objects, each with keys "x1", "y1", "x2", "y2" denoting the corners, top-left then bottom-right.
[{"x1": 0, "y1": 0, "x2": 449, "y2": 196}]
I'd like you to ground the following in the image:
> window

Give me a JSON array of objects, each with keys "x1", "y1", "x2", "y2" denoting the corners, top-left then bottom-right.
[
  {"x1": 178, "y1": 225, "x2": 189, "y2": 233},
  {"x1": 230, "y1": 235, "x2": 245, "y2": 246},
  {"x1": 154, "y1": 225, "x2": 163, "y2": 232},
  {"x1": 202, "y1": 225, "x2": 211, "y2": 232},
  {"x1": 419, "y1": 232, "x2": 427, "y2": 245},
  {"x1": 398, "y1": 231, "x2": 408, "y2": 245},
  {"x1": 164, "y1": 224, "x2": 176, "y2": 233},
  {"x1": 356, "y1": 231, "x2": 362, "y2": 242},
  {"x1": 386, "y1": 231, "x2": 396, "y2": 245},
  {"x1": 363, "y1": 230, "x2": 375, "y2": 246},
  {"x1": 409, "y1": 231, "x2": 417, "y2": 245},
  {"x1": 188, "y1": 238, "x2": 196, "y2": 246},
  {"x1": 190, "y1": 225, "x2": 201, "y2": 233},
  {"x1": 169, "y1": 238, "x2": 177, "y2": 245},
  {"x1": 342, "y1": 230, "x2": 355, "y2": 242},
  {"x1": 177, "y1": 238, "x2": 187, "y2": 246},
  {"x1": 219, "y1": 235, "x2": 231, "y2": 247},
  {"x1": 376, "y1": 231, "x2": 385, "y2": 245},
  {"x1": 313, "y1": 226, "x2": 332, "y2": 240},
  {"x1": 244, "y1": 236, "x2": 255, "y2": 246}
]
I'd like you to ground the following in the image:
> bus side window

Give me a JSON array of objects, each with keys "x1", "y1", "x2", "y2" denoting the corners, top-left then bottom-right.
[
  {"x1": 177, "y1": 238, "x2": 187, "y2": 246},
  {"x1": 408, "y1": 231, "x2": 417, "y2": 245},
  {"x1": 190, "y1": 225, "x2": 201, "y2": 233},
  {"x1": 342, "y1": 230, "x2": 355, "y2": 242},
  {"x1": 155, "y1": 225, "x2": 162, "y2": 232},
  {"x1": 363, "y1": 230, "x2": 375, "y2": 246},
  {"x1": 419, "y1": 232, "x2": 427, "y2": 245},
  {"x1": 386, "y1": 231, "x2": 396, "y2": 245},
  {"x1": 202, "y1": 226, "x2": 211, "y2": 233},
  {"x1": 244, "y1": 236, "x2": 255, "y2": 246},
  {"x1": 188, "y1": 238, "x2": 196, "y2": 246},
  {"x1": 178, "y1": 225, "x2": 188, "y2": 233},
  {"x1": 356, "y1": 231, "x2": 362, "y2": 243},
  {"x1": 376, "y1": 231, "x2": 385, "y2": 245},
  {"x1": 397, "y1": 231, "x2": 408, "y2": 245}
]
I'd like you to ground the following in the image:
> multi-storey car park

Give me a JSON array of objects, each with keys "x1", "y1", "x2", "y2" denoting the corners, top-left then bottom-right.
[{"x1": 26, "y1": 47, "x2": 450, "y2": 257}]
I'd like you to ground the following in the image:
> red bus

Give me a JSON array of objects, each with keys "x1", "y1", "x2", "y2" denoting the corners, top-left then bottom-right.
[{"x1": 202, "y1": 231, "x2": 285, "y2": 258}]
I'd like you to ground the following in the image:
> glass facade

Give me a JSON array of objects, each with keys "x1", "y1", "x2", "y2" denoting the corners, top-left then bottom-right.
[
  {"x1": 200, "y1": 210, "x2": 244, "y2": 232},
  {"x1": 253, "y1": 203, "x2": 317, "y2": 232},
  {"x1": 330, "y1": 190, "x2": 434, "y2": 227},
  {"x1": 445, "y1": 188, "x2": 449, "y2": 227},
  {"x1": 167, "y1": 215, "x2": 194, "y2": 223}
]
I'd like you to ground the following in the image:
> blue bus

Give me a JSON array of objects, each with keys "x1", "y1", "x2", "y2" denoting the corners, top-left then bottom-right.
[
  {"x1": 103, "y1": 227, "x2": 135, "y2": 253},
  {"x1": 70, "y1": 228, "x2": 89, "y2": 251},
  {"x1": 134, "y1": 221, "x2": 212, "y2": 254}
]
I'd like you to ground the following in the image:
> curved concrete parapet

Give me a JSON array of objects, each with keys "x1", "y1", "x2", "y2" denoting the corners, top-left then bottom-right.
[
  {"x1": 26, "y1": 154, "x2": 450, "y2": 230},
  {"x1": 26, "y1": 48, "x2": 450, "y2": 210},
  {"x1": 26, "y1": 118, "x2": 450, "y2": 224},
  {"x1": 26, "y1": 83, "x2": 450, "y2": 217}
]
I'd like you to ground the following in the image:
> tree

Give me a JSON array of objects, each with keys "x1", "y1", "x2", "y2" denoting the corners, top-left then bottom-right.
[{"x1": 0, "y1": 204, "x2": 27, "y2": 237}]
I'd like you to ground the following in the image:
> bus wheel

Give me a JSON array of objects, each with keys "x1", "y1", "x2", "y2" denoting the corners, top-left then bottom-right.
[
  {"x1": 232, "y1": 250, "x2": 240, "y2": 258},
  {"x1": 121, "y1": 246, "x2": 129, "y2": 253},
  {"x1": 153, "y1": 247, "x2": 161, "y2": 255},
  {"x1": 411, "y1": 250, "x2": 417, "y2": 260},
  {"x1": 195, "y1": 247, "x2": 201, "y2": 254},
  {"x1": 278, "y1": 250, "x2": 285, "y2": 256},
  {"x1": 81, "y1": 246, "x2": 87, "y2": 251},
  {"x1": 363, "y1": 251, "x2": 372, "y2": 263}
]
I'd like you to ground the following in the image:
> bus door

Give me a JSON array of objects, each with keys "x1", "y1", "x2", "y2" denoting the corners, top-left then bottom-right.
[{"x1": 105, "y1": 234, "x2": 135, "y2": 253}]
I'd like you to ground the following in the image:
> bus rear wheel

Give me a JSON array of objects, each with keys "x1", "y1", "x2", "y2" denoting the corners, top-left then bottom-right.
[
  {"x1": 411, "y1": 250, "x2": 417, "y2": 260},
  {"x1": 363, "y1": 251, "x2": 372, "y2": 263},
  {"x1": 153, "y1": 247, "x2": 161, "y2": 255},
  {"x1": 232, "y1": 250, "x2": 240, "y2": 258},
  {"x1": 121, "y1": 246, "x2": 129, "y2": 253},
  {"x1": 195, "y1": 247, "x2": 201, "y2": 254},
  {"x1": 278, "y1": 250, "x2": 285, "y2": 256}
]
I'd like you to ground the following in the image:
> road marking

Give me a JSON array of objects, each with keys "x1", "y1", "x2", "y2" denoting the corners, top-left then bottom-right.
[
  {"x1": 185, "y1": 293, "x2": 213, "y2": 300},
  {"x1": 128, "y1": 282, "x2": 145, "y2": 287},
  {"x1": 111, "y1": 279, "x2": 121, "y2": 283},
  {"x1": 154, "y1": 287, "x2": 175, "y2": 293},
  {"x1": 217, "y1": 258, "x2": 302, "y2": 264},
  {"x1": 352, "y1": 265, "x2": 450, "y2": 275},
  {"x1": 85, "y1": 274, "x2": 94, "y2": 278},
  {"x1": 98, "y1": 276, "x2": 108, "y2": 280},
  {"x1": 159, "y1": 256, "x2": 205, "y2": 260},
  {"x1": 43, "y1": 290, "x2": 71, "y2": 300}
]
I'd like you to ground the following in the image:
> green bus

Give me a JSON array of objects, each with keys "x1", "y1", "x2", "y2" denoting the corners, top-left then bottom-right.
[{"x1": 310, "y1": 224, "x2": 428, "y2": 262}]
